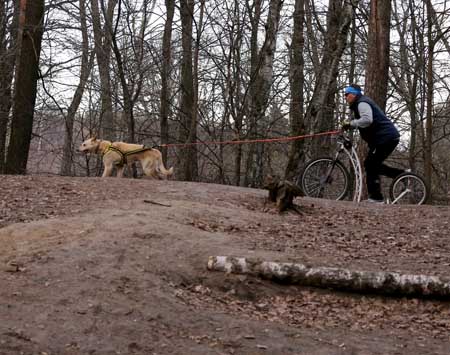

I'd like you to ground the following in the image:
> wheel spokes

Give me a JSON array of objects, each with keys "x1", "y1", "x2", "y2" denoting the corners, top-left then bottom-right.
[{"x1": 392, "y1": 175, "x2": 427, "y2": 205}]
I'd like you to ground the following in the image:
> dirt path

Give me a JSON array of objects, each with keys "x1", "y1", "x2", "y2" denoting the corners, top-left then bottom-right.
[{"x1": 1, "y1": 175, "x2": 449, "y2": 354}]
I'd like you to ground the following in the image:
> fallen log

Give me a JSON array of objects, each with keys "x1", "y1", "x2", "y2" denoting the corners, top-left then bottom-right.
[{"x1": 207, "y1": 256, "x2": 450, "y2": 298}]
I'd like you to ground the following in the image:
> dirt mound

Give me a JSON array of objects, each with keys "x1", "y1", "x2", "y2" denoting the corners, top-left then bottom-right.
[{"x1": 1, "y1": 175, "x2": 449, "y2": 354}]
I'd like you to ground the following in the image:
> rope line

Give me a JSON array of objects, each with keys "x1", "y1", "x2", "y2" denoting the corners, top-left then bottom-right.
[{"x1": 160, "y1": 130, "x2": 340, "y2": 148}]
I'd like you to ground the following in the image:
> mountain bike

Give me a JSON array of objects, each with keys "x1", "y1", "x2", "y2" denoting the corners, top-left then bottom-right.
[{"x1": 297, "y1": 131, "x2": 428, "y2": 205}]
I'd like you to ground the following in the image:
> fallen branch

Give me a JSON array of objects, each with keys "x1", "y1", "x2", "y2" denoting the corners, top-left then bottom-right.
[
  {"x1": 143, "y1": 199, "x2": 171, "y2": 207},
  {"x1": 207, "y1": 256, "x2": 450, "y2": 298}
]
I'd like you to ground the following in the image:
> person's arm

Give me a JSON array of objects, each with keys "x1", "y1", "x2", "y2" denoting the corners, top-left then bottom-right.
[{"x1": 351, "y1": 102, "x2": 373, "y2": 128}]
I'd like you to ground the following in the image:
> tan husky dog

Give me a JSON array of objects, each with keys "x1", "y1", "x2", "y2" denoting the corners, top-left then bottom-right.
[{"x1": 79, "y1": 137, "x2": 174, "y2": 179}]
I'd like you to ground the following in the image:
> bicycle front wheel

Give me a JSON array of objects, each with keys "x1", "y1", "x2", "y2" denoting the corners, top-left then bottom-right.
[
  {"x1": 389, "y1": 172, "x2": 428, "y2": 205},
  {"x1": 299, "y1": 158, "x2": 351, "y2": 200}
]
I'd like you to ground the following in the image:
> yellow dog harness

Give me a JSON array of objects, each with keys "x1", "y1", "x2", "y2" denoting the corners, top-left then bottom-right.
[{"x1": 102, "y1": 144, "x2": 154, "y2": 167}]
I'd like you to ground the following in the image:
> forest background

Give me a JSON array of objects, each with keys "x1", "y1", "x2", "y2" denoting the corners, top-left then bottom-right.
[{"x1": 0, "y1": 0, "x2": 449, "y2": 203}]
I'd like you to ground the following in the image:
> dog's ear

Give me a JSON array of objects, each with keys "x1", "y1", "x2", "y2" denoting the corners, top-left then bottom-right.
[{"x1": 92, "y1": 135, "x2": 97, "y2": 141}]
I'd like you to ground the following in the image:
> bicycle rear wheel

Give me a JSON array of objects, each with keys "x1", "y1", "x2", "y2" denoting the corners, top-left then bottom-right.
[
  {"x1": 389, "y1": 172, "x2": 428, "y2": 205},
  {"x1": 299, "y1": 158, "x2": 350, "y2": 200}
]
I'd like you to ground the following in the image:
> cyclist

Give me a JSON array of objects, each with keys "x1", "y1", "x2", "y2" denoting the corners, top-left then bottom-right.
[{"x1": 342, "y1": 84, "x2": 404, "y2": 203}]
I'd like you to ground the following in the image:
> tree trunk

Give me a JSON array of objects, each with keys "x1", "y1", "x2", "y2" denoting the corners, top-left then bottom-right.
[
  {"x1": 391, "y1": 0, "x2": 422, "y2": 172},
  {"x1": 90, "y1": 0, "x2": 116, "y2": 141},
  {"x1": 160, "y1": 0, "x2": 175, "y2": 164},
  {"x1": 207, "y1": 256, "x2": 450, "y2": 298},
  {"x1": 231, "y1": 3, "x2": 244, "y2": 186},
  {"x1": 357, "y1": 0, "x2": 391, "y2": 199},
  {"x1": 305, "y1": 0, "x2": 320, "y2": 75},
  {"x1": 284, "y1": 0, "x2": 305, "y2": 180},
  {"x1": 306, "y1": 0, "x2": 359, "y2": 159},
  {"x1": 108, "y1": 2, "x2": 134, "y2": 144},
  {"x1": 189, "y1": 0, "x2": 206, "y2": 180},
  {"x1": 177, "y1": 0, "x2": 197, "y2": 181},
  {"x1": 348, "y1": 14, "x2": 357, "y2": 84},
  {"x1": 245, "y1": 0, "x2": 283, "y2": 187},
  {"x1": 406, "y1": 0, "x2": 421, "y2": 172},
  {"x1": 364, "y1": 0, "x2": 391, "y2": 110},
  {"x1": 243, "y1": 0, "x2": 262, "y2": 187},
  {"x1": 60, "y1": 0, "x2": 93, "y2": 176},
  {"x1": 424, "y1": 0, "x2": 434, "y2": 199},
  {"x1": 5, "y1": 0, "x2": 45, "y2": 174},
  {"x1": 0, "y1": 0, "x2": 19, "y2": 173}
]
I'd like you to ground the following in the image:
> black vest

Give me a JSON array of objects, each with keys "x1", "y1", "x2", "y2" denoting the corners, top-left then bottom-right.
[{"x1": 350, "y1": 95, "x2": 399, "y2": 147}]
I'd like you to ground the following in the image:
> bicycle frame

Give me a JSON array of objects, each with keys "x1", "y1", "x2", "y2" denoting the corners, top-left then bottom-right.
[
  {"x1": 390, "y1": 189, "x2": 410, "y2": 204},
  {"x1": 302, "y1": 131, "x2": 427, "y2": 205},
  {"x1": 335, "y1": 135, "x2": 424, "y2": 205},
  {"x1": 335, "y1": 134, "x2": 363, "y2": 203}
]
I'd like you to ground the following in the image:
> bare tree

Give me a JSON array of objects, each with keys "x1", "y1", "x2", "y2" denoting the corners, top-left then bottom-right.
[
  {"x1": 106, "y1": 0, "x2": 150, "y2": 147},
  {"x1": 0, "y1": 0, "x2": 18, "y2": 172},
  {"x1": 390, "y1": 0, "x2": 423, "y2": 171},
  {"x1": 284, "y1": 0, "x2": 305, "y2": 180},
  {"x1": 177, "y1": 0, "x2": 197, "y2": 181},
  {"x1": 306, "y1": 0, "x2": 360, "y2": 157},
  {"x1": 160, "y1": 0, "x2": 175, "y2": 163},
  {"x1": 390, "y1": 0, "x2": 450, "y2": 202},
  {"x1": 90, "y1": 0, "x2": 116, "y2": 141},
  {"x1": 60, "y1": 0, "x2": 93, "y2": 176},
  {"x1": 230, "y1": 1, "x2": 246, "y2": 186},
  {"x1": 424, "y1": 0, "x2": 435, "y2": 197},
  {"x1": 6, "y1": 0, "x2": 45, "y2": 174},
  {"x1": 364, "y1": 0, "x2": 391, "y2": 110},
  {"x1": 304, "y1": 0, "x2": 320, "y2": 74},
  {"x1": 197, "y1": 0, "x2": 249, "y2": 185},
  {"x1": 245, "y1": 0, "x2": 284, "y2": 187}
]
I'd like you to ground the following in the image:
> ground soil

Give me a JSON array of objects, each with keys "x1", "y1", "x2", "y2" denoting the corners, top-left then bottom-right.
[{"x1": 1, "y1": 175, "x2": 449, "y2": 355}]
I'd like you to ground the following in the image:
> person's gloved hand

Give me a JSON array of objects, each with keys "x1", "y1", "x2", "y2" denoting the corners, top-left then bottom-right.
[{"x1": 341, "y1": 120, "x2": 353, "y2": 131}]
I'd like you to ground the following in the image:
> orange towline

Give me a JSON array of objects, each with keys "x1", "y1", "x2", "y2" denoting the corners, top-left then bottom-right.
[{"x1": 160, "y1": 130, "x2": 340, "y2": 148}]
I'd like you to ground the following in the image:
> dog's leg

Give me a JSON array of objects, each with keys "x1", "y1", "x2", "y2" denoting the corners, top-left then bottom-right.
[
  {"x1": 102, "y1": 164, "x2": 113, "y2": 177},
  {"x1": 156, "y1": 169, "x2": 166, "y2": 180},
  {"x1": 116, "y1": 165, "x2": 125, "y2": 178},
  {"x1": 151, "y1": 171, "x2": 162, "y2": 180},
  {"x1": 142, "y1": 161, "x2": 157, "y2": 179}
]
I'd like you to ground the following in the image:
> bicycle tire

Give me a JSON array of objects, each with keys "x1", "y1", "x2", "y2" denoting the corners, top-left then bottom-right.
[
  {"x1": 389, "y1": 172, "x2": 428, "y2": 205},
  {"x1": 299, "y1": 157, "x2": 351, "y2": 200}
]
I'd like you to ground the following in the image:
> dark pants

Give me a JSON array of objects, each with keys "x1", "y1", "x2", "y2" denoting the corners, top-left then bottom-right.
[{"x1": 364, "y1": 139, "x2": 404, "y2": 200}]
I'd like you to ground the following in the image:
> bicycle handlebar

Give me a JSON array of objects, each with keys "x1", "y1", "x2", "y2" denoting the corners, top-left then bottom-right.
[{"x1": 335, "y1": 130, "x2": 354, "y2": 149}]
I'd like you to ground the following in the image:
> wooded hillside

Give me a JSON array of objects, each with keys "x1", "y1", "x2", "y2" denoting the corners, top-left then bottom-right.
[{"x1": 0, "y1": 0, "x2": 449, "y2": 202}]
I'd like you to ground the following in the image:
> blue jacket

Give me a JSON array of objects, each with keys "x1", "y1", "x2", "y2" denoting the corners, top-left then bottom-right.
[{"x1": 350, "y1": 95, "x2": 400, "y2": 147}]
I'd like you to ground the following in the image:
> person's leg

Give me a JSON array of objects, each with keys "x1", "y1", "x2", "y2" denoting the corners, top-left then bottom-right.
[
  {"x1": 377, "y1": 140, "x2": 404, "y2": 179},
  {"x1": 364, "y1": 147, "x2": 384, "y2": 201},
  {"x1": 379, "y1": 163, "x2": 404, "y2": 179},
  {"x1": 364, "y1": 139, "x2": 404, "y2": 200}
]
